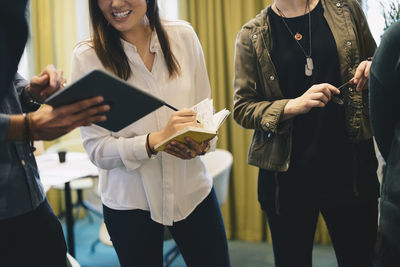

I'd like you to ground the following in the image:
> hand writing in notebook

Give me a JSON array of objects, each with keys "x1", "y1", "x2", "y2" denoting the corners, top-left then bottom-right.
[{"x1": 146, "y1": 108, "x2": 202, "y2": 159}]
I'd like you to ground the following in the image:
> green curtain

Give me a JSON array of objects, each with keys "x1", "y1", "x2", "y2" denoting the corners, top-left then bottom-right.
[
  {"x1": 177, "y1": 0, "x2": 331, "y2": 243},
  {"x1": 31, "y1": 0, "x2": 80, "y2": 214}
]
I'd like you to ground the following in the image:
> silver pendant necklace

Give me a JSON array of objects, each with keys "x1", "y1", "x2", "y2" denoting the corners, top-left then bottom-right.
[{"x1": 276, "y1": 2, "x2": 313, "y2": 76}]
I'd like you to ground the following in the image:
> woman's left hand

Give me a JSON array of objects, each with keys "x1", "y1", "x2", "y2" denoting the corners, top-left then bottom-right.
[
  {"x1": 351, "y1": 60, "x2": 372, "y2": 92},
  {"x1": 165, "y1": 138, "x2": 210, "y2": 160}
]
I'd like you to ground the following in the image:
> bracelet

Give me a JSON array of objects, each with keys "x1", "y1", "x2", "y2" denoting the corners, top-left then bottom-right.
[
  {"x1": 146, "y1": 133, "x2": 157, "y2": 155},
  {"x1": 23, "y1": 113, "x2": 36, "y2": 152}
]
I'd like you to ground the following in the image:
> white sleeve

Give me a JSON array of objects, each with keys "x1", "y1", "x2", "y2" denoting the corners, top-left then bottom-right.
[
  {"x1": 71, "y1": 45, "x2": 149, "y2": 171},
  {"x1": 190, "y1": 30, "x2": 217, "y2": 152}
]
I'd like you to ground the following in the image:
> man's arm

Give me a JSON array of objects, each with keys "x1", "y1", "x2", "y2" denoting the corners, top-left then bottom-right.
[{"x1": 5, "y1": 97, "x2": 110, "y2": 142}]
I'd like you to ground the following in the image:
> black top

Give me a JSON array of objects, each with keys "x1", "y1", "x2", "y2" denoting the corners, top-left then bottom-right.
[
  {"x1": 0, "y1": 0, "x2": 28, "y2": 97},
  {"x1": 268, "y1": 1, "x2": 355, "y2": 200}
]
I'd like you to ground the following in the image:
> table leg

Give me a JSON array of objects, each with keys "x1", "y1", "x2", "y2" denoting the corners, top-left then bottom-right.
[{"x1": 64, "y1": 181, "x2": 75, "y2": 257}]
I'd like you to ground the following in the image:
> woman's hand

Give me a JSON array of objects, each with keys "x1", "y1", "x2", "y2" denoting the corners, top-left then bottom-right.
[
  {"x1": 147, "y1": 109, "x2": 199, "y2": 157},
  {"x1": 29, "y1": 64, "x2": 66, "y2": 102},
  {"x1": 351, "y1": 60, "x2": 372, "y2": 92},
  {"x1": 283, "y1": 83, "x2": 340, "y2": 120},
  {"x1": 165, "y1": 138, "x2": 211, "y2": 160}
]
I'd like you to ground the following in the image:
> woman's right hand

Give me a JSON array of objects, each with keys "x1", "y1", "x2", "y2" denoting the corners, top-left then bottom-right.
[
  {"x1": 147, "y1": 109, "x2": 198, "y2": 156},
  {"x1": 283, "y1": 83, "x2": 340, "y2": 120}
]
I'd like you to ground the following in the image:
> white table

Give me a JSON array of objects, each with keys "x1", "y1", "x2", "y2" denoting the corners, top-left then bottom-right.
[{"x1": 36, "y1": 152, "x2": 98, "y2": 257}]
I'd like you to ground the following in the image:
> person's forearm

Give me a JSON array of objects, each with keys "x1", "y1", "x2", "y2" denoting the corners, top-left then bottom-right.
[{"x1": 5, "y1": 114, "x2": 26, "y2": 141}]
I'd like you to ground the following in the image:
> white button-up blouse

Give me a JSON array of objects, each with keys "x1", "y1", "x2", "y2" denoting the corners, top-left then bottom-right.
[{"x1": 71, "y1": 20, "x2": 214, "y2": 226}]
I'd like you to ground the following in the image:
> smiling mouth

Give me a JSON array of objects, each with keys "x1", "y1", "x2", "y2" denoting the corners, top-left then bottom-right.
[{"x1": 112, "y1": 10, "x2": 132, "y2": 18}]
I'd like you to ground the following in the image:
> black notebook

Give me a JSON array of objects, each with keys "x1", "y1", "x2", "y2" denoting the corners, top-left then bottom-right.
[{"x1": 45, "y1": 70, "x2": 165, "y2": 132}]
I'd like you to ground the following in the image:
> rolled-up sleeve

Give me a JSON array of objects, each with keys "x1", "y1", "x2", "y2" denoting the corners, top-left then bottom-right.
[{"x1": 233, "y1": 28, "x2": 290, "y2": 133}]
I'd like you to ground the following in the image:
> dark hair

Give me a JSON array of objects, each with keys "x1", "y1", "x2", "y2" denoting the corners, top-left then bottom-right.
[{"x1": 88, "y1": 0, "x2": 180, "y2": 80}]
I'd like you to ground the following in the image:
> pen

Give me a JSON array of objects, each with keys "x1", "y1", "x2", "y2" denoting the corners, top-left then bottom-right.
[
  {"x1": 332, "y1": 78, "x2": 354, "y2": 105},
  {"x1": 164, "y1": 102, "x2": 201, "y2": 124},
  {"x1": 337, "y1": 78, "x2": 353, "y2": 91}
]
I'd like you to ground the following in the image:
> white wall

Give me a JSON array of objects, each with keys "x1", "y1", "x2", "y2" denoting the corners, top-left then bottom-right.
[
  {"x1": 365, "y1": 0, "x2": 393, "y2": 44},
  {"x1": 75, "y1": 0, "x2": 90, "y2": 42},
  {"x1": 158, "y1": 0, "x2": 179, "y2": 20}
]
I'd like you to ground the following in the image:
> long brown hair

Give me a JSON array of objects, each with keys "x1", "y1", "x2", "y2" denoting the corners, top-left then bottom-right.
[{"x1": 88, "y1": 0, "x2": 180, "y2": 80}]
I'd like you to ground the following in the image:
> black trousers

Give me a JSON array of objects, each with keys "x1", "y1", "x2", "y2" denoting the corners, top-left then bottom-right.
[
  {"x1": 103, "y1": 188, "x2": 230, "y2": 267},
  {"x1": 258, "y1": 169, "x2": 378, "y2": 267},
  {"x1": 0, "y1": 200, "x2": 67, "y2": 267}
]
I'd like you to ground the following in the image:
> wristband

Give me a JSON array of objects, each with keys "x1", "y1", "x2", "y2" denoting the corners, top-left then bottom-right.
[
  {"x1": 146, "y1": 133, "x2": 157, "y2": 155},
  {"x1": 22, "y1": 85, "x2": 42, "y2": 110}
]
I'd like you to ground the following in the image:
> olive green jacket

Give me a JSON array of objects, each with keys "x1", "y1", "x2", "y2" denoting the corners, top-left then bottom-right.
[{"x1": 233, "y1": 0, "x2": 376, "y2": 172}]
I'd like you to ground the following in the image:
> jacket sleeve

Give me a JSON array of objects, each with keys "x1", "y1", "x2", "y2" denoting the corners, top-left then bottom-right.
[
  {"x1": 233, "y1": 27, "x2": 290, "y2": 134},
  {"x1": 71, "y1": 45, "x2": 148, "y2": 171},
  {"x1": 369, "y1": 23, "x2": 400, "y2": 160}
]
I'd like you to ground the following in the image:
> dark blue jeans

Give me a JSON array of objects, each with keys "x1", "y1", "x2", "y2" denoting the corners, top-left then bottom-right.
[
  {"x1": 103, "y1": 188, "x2": 231, "y2": 267},
  {"x1": 0, "y1": 200, "x2": 67, "y2": 267}
]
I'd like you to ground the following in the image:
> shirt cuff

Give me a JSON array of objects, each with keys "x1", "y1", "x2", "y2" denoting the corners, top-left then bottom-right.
[{"x1": 0, "y1": 114, "x2": 10, "y2": 141}]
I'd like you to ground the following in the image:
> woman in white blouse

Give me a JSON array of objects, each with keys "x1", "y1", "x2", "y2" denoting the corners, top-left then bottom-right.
[{"x1": 71, "y1": 0, "x2": 230, "y2": 266}]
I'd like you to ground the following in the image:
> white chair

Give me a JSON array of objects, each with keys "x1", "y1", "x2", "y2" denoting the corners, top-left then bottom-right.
[{"x1": 202, "y1": 148, "x2": 233, "y2": 205}]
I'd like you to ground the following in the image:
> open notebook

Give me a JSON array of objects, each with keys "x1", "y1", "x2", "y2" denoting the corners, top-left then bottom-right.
[{"x1": 154, "y1": 99, "x2": 230, "y2": 151}]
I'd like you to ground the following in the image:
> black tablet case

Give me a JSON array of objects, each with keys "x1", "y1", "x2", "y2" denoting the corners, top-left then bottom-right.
[{"x1": 45, "y1": 70, "x2": 165, "y2": 132}]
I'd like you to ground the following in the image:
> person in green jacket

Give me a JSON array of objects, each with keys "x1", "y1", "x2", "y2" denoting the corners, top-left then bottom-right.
[
  {"x1": 233, "y1": 0, "x2": 379, "y2": 266},
  {"x1": 369, "y1": 21, "x2": 400, "y2": 267}
]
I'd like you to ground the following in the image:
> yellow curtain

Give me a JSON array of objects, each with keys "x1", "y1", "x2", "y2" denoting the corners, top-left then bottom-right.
[
  {"x1": 31, "y1": 0, "x2": 79, "y2": 214},
  {"x1": 177, "y1": 0, "x2": 331, "y2": 244}
]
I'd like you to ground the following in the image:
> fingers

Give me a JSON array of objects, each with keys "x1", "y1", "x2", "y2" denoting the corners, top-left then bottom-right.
[
  {"x1": 40, "y1": 64, "x2": 64, "y2": 90},
  {"x1": 356, "y1": 77, "x2": 368, "y2": 92},
  {"x1": 315, "y1": 92, "x2": 329, "y2": 104},
  {"x1": 54, "y1": 96, "x2": 109, "y2": 127},
  {"x1": 166, "y1": 141, "x2": 195, "y2": 160},
  {"x1": 31, "y1": 74, "x2": 48, "y2": 86},
  {"x1": 353, "y1": 61, "x2": 371, "y2": 92},
  {"x1": 185, "y1": 137, "x2": 204, "y2": 155},
  {"x1": 170, "y1": 109, "x2": 197, "y2": 124},
  {"x1": 40, "y1": 77, "x2": 67, "y2": 100},
  {"x1": 309, "y1": 83, "x2": 340, "y2": 98},
  {"x1": 174, "y1": 108, "x2": 197, "y2": 117}
]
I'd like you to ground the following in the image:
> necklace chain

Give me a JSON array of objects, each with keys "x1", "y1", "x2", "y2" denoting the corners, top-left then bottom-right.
[{"x1": 275, "y1": 3, "x2": 312, "y2": 58}]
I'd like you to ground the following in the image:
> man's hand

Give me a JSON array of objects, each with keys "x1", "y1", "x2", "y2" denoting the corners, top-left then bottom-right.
[
  {"x1": 30, "y1": 96, "x2": 110, "y2": 140},
  {"x1": 165, "y1": 138, "x2": 211, "y2": 160},
  {"x1": 29, "y1": 64, "x2": 66, "y2": 102},
  {"x1": 351, "y1": 60, "x2": 372, "y2": 92}
]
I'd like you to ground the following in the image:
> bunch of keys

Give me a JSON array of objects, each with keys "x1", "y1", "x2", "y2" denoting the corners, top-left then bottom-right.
[{"x1": 331, "y1": 79, "x2": 354, "y2": 105}]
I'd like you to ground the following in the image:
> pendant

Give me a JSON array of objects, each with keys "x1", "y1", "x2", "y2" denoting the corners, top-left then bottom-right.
[
  {"x1": 305, "y1": 57, "x2": 314, "y2": 76},
  {"x1": 295, "y1": 33, "x2": 303, "y2": 40}
]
